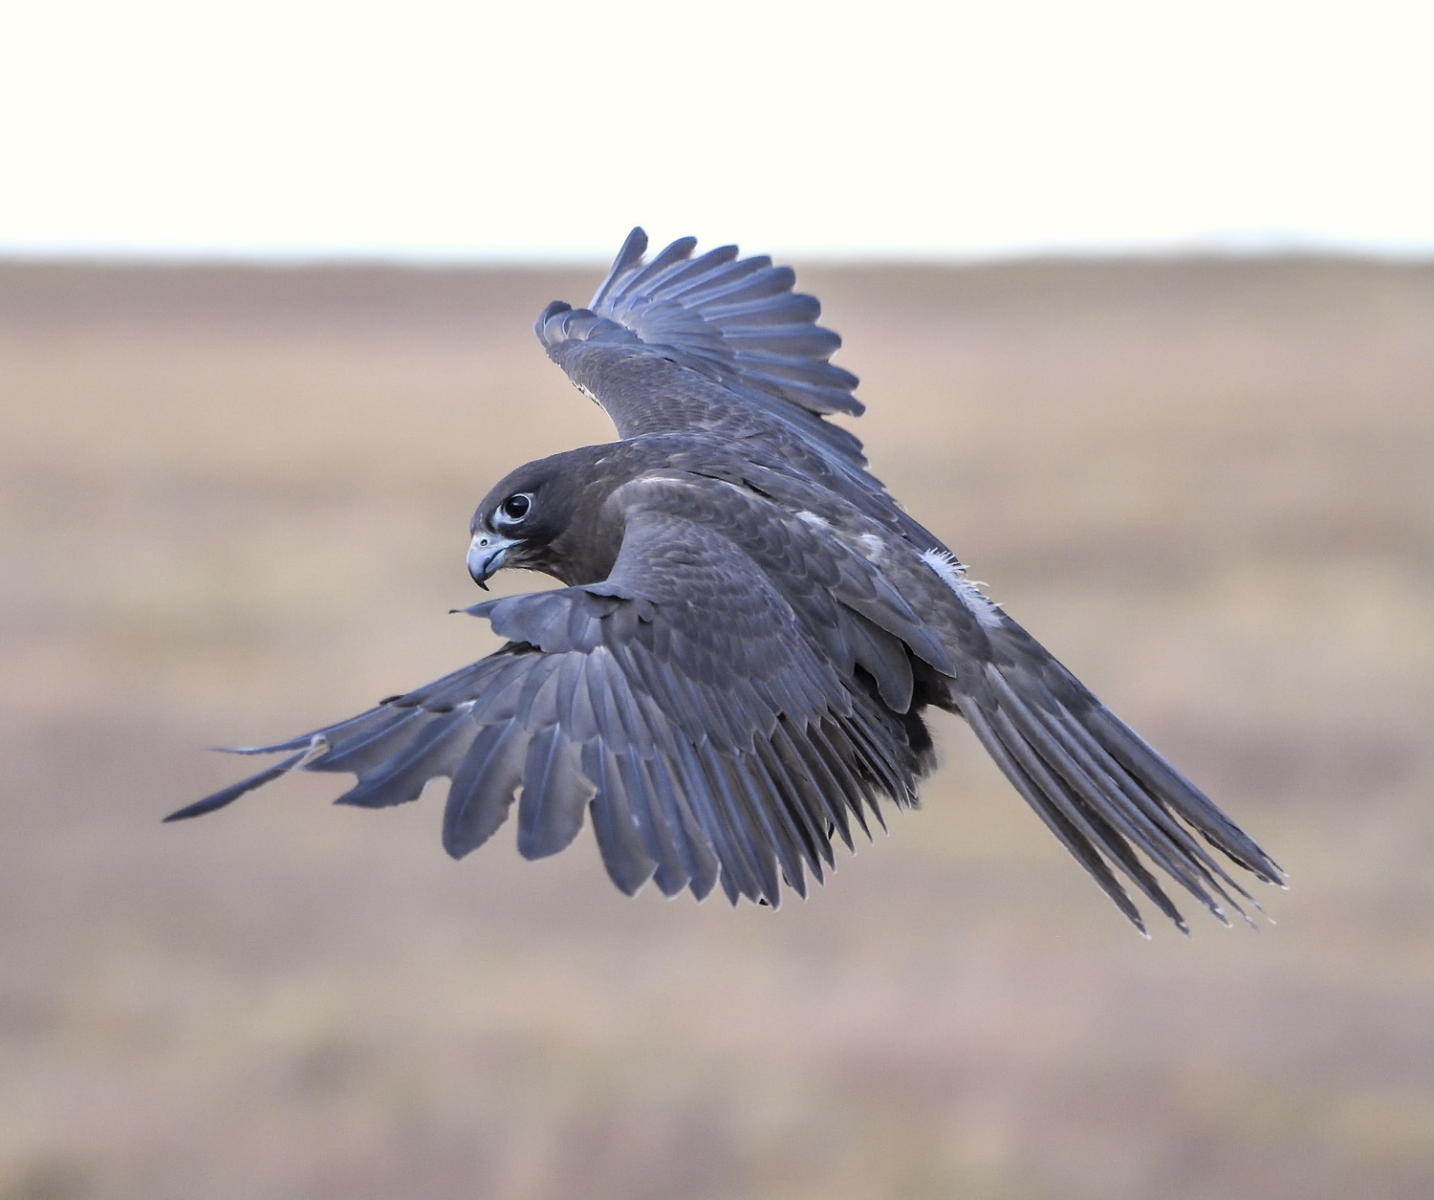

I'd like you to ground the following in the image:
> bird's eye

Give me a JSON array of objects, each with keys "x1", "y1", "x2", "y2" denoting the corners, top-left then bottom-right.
[{"x1": 495, "y1": 492, "x2": 533, "y2": 526}]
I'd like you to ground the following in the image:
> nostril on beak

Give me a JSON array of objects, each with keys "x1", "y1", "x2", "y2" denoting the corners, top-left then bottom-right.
[{"x1": 468, "y1": 534, "x2": 510, "y2": 590}]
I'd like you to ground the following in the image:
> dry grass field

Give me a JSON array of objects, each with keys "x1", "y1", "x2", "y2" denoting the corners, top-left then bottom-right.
[{"x1": 3, "y1": 253, "x2": 1431, "y2": 1200}]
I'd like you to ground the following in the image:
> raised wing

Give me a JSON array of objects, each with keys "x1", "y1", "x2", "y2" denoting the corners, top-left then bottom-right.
[
  {"x1": 536, "y1": 228, "x2": 871, "y2": 470},
  {"x1": 167, "y1": 507, "x2": 941, "y2": 907}
]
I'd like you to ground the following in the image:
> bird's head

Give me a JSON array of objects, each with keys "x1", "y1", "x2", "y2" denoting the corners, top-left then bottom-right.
[{"x1": 468, "y1": 448, "x2": 626, "y2": 589}]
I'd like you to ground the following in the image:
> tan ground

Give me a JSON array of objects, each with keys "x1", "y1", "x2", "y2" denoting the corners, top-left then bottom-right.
[{"x1": 3, "y1": 254, "x2": 1431, "y2": 1200}]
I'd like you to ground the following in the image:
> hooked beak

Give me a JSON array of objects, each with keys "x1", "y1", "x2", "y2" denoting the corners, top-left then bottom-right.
[{"x1": 467, "y1": 532, "x2": 518, "y2": 590}]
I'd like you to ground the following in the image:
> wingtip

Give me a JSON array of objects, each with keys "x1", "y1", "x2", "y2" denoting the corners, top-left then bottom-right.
[
  {"x1": 163, "y1": 780, "x2": 252, "y2": 822},
  {"x1": 618, "y1": 226, "x2": 648, "y2": 263},
  {"x1": 162, "y1": 801, "x2": 209, "y2": 823}
]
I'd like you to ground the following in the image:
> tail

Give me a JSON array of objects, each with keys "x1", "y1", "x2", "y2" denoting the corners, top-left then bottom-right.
[{"x1": 936, "y1": 603, "x2": 1282, "y2": 935}]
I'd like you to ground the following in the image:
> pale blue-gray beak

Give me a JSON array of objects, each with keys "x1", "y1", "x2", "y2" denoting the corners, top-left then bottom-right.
[{"x1": 467, "y1": 533, "x2": 518, "y2": 590}]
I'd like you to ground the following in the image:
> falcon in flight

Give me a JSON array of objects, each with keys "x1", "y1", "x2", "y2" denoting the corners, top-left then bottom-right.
[{"x1": 170, "y1": 229, "x2": 1281, "y2": 932}]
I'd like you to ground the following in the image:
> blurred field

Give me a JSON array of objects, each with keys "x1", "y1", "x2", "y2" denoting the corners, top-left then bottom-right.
[{"x1": 3, "y1": 253, "x2": 1432, "y2": 1200}]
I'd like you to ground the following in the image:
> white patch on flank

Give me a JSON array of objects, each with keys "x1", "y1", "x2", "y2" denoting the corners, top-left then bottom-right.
[
  {"x1": 795, "y1": 510, "x2": 831, "y2": 531},
  {"x1": 921, "y1": 547, "x2": 1003, "y2": 629},
  {"x1": 857, "y1": 532, "x2": 885, "y2": 560}
]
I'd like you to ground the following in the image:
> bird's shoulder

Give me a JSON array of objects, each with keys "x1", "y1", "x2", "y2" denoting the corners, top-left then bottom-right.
[{"x1": 582, "y1": 447, "x2": 960, "y2": 671}]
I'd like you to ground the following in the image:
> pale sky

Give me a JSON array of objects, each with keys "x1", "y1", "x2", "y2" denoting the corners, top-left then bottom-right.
[{"x1": 5, "y1": 0, "x2": 1431, "y2": 261}]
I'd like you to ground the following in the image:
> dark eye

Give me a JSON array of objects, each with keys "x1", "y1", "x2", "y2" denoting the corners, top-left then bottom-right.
[{"x1": 495, "y1": 492, "x2": 533, "y2": 526}]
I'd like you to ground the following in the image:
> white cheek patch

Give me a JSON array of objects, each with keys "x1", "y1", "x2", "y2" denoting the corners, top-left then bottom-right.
[{"x1": 920, "y1": 547, "x2": 1003, "y2": 629}]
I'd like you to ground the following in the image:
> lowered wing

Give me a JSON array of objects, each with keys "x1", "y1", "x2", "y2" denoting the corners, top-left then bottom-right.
[{"x1": 168, "y1": 504, "x2": 942, "y2": 908}]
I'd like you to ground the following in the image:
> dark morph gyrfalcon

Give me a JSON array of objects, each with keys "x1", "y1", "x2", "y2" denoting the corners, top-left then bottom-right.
[{"x1": 169, "y1": 229, "x2": 1282, "y2": 932}]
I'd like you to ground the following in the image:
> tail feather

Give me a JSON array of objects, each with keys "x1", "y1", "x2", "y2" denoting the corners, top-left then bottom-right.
[
  {"x1": 944, "y1": 613, "x2": 1282, "y2": 933},
  {"x1": 963, "y1": 703, "x2": 1157, "y2": 933}
]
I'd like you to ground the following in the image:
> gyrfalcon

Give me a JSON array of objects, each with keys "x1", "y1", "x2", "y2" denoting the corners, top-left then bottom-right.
[{"x1": 168, "y1": 229, "x2": 1282, "y2": 932}]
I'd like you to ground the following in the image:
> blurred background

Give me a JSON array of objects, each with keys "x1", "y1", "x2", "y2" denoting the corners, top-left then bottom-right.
[{"x1": 4, "y1": 3, "x2": 1432, "y2": 1198}]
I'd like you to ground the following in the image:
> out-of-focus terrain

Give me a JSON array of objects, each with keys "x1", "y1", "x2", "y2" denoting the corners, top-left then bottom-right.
[{"x1": 2, "y1": 254, "x2": 1431, "y2": 1200}]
